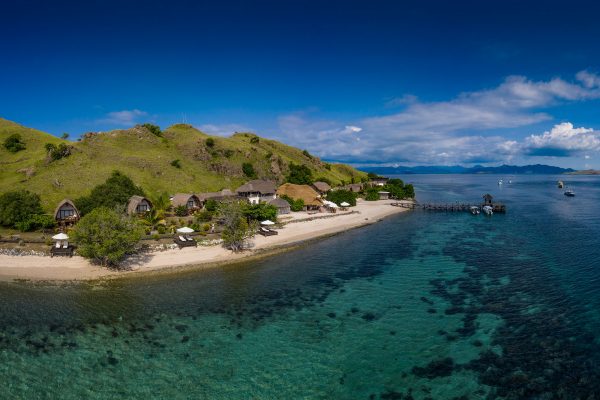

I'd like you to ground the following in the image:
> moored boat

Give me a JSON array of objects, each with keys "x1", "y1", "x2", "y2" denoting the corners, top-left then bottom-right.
[
  {"x1": 482, "y1": 205, "x2": 493, "y2": 215},
  {"x1": 558, "y1": 180, "x2": 564, "y2": 188},
  {"x1": 469, "y1": 206, "x2": 480, "y2": 215},
  {"x1": 564, "y1": 189, "x2": 575, "y2": 197}
]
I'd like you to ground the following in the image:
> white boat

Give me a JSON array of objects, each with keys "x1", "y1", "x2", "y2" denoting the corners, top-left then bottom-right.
[
  {"x1": 469, "y1": 206, "x2": 480, "y2": 215},
  {"x1": 482, "y1": 205, "x2": 493, "y2": 215},
  {"x1": 564, "y1": 189, "x2": 575, "y2": 197},
  {"x1": 498, "y1": 179, "x2": 503, "y2": 186}
]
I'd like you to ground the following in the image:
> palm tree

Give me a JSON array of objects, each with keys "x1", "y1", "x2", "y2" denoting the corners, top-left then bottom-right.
[
  {"x1": 142, "y1": 208, "x2": 166, "y2": 231},
  {"x1": 151, "y1": 192, "x2": 171, "y2": 212}
]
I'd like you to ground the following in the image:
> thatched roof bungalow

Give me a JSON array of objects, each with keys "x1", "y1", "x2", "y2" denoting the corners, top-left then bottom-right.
[
  {"x1": 277, "y1": 183, "x2": 323, "y2": 211},
  {"x1": 236, "y1": 180, "x2": 277, "y2": 204},
  {"x1": 312, "y1": 181, "x2": 332, "y2": 194},
  {"x1": 127, "y1": 195, "x2": 153, "y2": 215},
  {"x1": 197, "y1": 189, "x2": 242, "y2": 203},
  {"x1": 268, "y1": 197, "x2": 291, "y2": 215},
  {"x1": 171, "y1": 193, "x2": 201, "y2": 211},
  {"x1": 342, "y1": 183, "x2": 363, "y2": 193},
  {"x1": 54, "y1": 199, "x2": 80, "y2": 222}
]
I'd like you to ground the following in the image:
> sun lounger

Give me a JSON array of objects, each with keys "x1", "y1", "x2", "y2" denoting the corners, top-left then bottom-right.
[
  {"x1": 174, "y1": 235, "x2": 197, "y2": 248},
  {"x1": 179, "y1": 235, "x2": 187, "y2": 242},
  {"x1": 55, "y1": 242, "x2": 61, "y2": 248},
  {"x1": 63, "y1": 242, "x2": 69, "y2": 249}
]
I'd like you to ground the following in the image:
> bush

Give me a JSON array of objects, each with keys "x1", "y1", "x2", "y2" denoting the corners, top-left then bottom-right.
[
  {"x1": 3, "y1": 134, "x2": 26, "y2": 153},
  {"x1": 190, "y1": 223, "x2": 201, "y2": 232},
  {"x1": 219, "y1": 202, "x2": 256, "y2": 252},
  {"x1": 170, "y1": 159, "x2": 182, "y2": 169},
  {"x1": 302, "y1": 149, "x2": 312, "y2": 159},
  {"x1": 243, "y1": 203, "x2": 277, "y2": 221},
  {"x1": 0, "y1": 190, "x2": 44, "y2": 228},
  {"x1": 326, "y1": 190, "x2": 357, "y2": 207},
  {"x1": 45, "y1": 143, "x2": 71, "y2": 161},
  {"x1": 71, "y1": 207, "x2": 144, "y2": 268},
  {"x1": 364, "y1": 187, "x2": 380, "y2": 201},
  {"x1": 174, "y1": 206, "x2": 188, "y2": 217},
  {"x1": 61, "y1": 132, "x2": 70, "y2": 139},
  {"x1": 15, "y1": 214, "x2": 56, "y2": 232},
  {"x1": 250, "y1": 136, "x2": 260, "y2": 144},
  {"x1": 205, "y1": 138, "x2": 215, "y2": 148},
  {"x1": 223, "y1": 149, "x2": 234, "y2": 158},
  {"x1": 141, "y1": 123, "x2": 162, "y2": 137},
  {"x1": 75, "y1": 171, "x2": 145, "y2": 216},
  {"x1": 204, "y1": 199, "x2": 218, "y2": 212},
  {"x1": 286, "y1": 163, "x2": 313, "y2": 185},
  {"x1": 157, "y1": 225, "x2": 166, "y2": 234},
  {"x1": 281, "y1": 195, "x2": 304, "y2": 212},
  {"x1": 242, "y1": 162, "x2": 256, "y2": 178},
  {"x1": 195, "y1": 210, "x2": 214, "y2": 222},
  {"x1": 324, "y1": 163, "x2": 331, "y2": 170}
]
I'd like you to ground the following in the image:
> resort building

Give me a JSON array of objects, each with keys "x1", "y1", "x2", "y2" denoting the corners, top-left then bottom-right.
[
  {"x1": 171, "y1": 193, "x2": 201, "y2": 213},
  {"x1": 369, "y1": 177, "x2": 389, "y2": 187},
  {"x1": 268, "y1": 197, "x2": 291, "y2": 215},
  {"x1": 127, "y1": 195, "x2": 153, "y2": 215},
  {"x1": 235, "y1": 180, "x2": 277, "y2": 204},
  {"x1": 54, "y1": 199, "x2": 80, "y2": 224},
  {"x1": 277, "y1": 183, "x2": 323, "y2": 211},
  {"x1": 312, "y1": 181, "x2": 332, "y2": 195},
  {"x1": 342, "y1": 183, "x2": 363, "y2": 193},
  {"x1": 197, "y1": 189, "x2": 241, "y2": 204}
]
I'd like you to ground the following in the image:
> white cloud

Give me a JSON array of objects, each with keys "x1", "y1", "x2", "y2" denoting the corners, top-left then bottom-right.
[
  {"x1": 99, "y1": 109, "x2": 148, "y2": 125},
  {"x1": 524, "y1": 122, "x2": 600, "y2": 156},
  {"x1": 576, "y1": 70, "x2": 600, "y2": 89},
  {"x1": 342, "y1": 125, "x2": 362, "y2": 134}
]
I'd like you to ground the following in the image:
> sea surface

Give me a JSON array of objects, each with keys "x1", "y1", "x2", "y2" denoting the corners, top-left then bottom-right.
[{"x1": 1, "y1": 174, "x2": 600, "y2": 399}]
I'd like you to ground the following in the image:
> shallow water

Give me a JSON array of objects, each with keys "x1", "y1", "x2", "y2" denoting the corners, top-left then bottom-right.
[{"x1": 1, "y1": 174, "x2": 600, "y2": 399}]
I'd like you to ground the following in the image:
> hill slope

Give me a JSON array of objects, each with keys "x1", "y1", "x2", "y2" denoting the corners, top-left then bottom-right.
[{"x1": 0, "y1": 119, "x2": 365, "y2": 211}]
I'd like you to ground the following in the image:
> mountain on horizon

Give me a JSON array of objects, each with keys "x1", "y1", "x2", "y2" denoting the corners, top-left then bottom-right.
[{"x1": 360, "y1": 164, "x2": 576, "y2": 175}]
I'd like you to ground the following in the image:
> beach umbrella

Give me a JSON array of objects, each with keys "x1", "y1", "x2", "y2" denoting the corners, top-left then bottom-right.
[
  {"x1": 340, "y1": 202, "x2": 350, "y2": 207},
  {"x1": 261, "y1": 220, "x2": 275, "y2": 225},
  {"x1": 324, "y1": 200, "x2": 338, "y2": 208},
  {"x1": 52, "y1": 233, "x2": 69, "y2": 240},
  {"x1": 176, "y1": 227, "x2": 194, "y2": 233}
]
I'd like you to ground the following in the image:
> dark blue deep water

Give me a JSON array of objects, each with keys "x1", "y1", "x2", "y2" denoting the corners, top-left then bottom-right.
[{"x1": 1, "y1": 175, "x2": 600, "y2": 399}]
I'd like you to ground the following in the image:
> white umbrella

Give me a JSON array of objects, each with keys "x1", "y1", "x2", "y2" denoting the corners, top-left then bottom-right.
[
  {"x1": 52, "y1": 233, "x2": 69, "y2": 240},
  {"x1": 176, "y1": 227, "x2": 194, "y2": 233},
  {"x1": 324, "y1": 200, "x2": 338, "y2": 208},
  {"x1": 261, "y1": 220, "x2": 275, "y2": 225},
  {"x1": 340, "y1": 202, "x2": 350, "y2": 207}
]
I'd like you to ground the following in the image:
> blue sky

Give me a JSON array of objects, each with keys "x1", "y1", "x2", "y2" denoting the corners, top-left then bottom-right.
[{"x1": 2, "y1": 0, "x2": 600, "y2": 168}]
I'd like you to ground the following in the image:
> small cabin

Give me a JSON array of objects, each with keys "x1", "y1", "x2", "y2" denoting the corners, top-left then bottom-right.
[
  {"x1": 127, "y1": 195, "x2": 153, "y2": 215},
  {"x1": 54, "y1": 199, "x2": 80, "y2": 224},
  {"x1": 378, "y1": 191, "x2": 390, "y2": 200},
  {"x1": 312, "y1": 181, "x2": 332, "y2": 195},
  {"x1": 171, "y1": 193, "x2": 201, "y2": 213},
  {"x1": 268, "y1": 197, "x2": 291, "y2": 215}
]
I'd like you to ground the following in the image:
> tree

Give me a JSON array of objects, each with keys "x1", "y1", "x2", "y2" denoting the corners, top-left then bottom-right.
[
  {"x1": 326, "y1": 189, "x2": 357, "y2": 207},
  {"x1": 280, "y1": 195, "x2": 304, "y2": 212},
  {"x1": 141, "y1": 208, "x2": 166, "y2": 232},
  {"x1": 242, "y1": 162, "x2": 256, "y2": 178},
  {"x1": 0, "y1": 190, "x2": 44, "y2": 228},
  {"x1": 170, "y1": 159, "x2": 182, "y2": 169},
  {"x1": 250, "y1": 136, "x2": 260, "y2": 144},
  {"x1": 174, "y1": 205, "x2": 188, "y2": 216},
  {"x1": 364, "y1": 187, "x2": 380, "y2": 201},
  {"x1": 72, "y1": 207, "x2": 144, "y2": 268},
  {"x1": 3, "y1": 134, "x2": 26, "y2": 153},
  {"x1": 286, "y1": 163, "x2": 313, "y2": 185},
  {"x1": 61, "y1": 132, "x2": 70, "y2": 139},
  {"x1": 204, "y1": 199, "x2": 218, "y2": 212},
  {"x1": 151, "y1": 192, "x2": 171, "y2": 212},
  {"x1": 141, "y1": 123, "x2": 162, "y2": 137},
  {"x1": 45, "y1": 143, "x2": 71, "y2": 161},
  {"x1": 75, "y1": 171, "x2": 145, "y2": 215},
  {"x1": 302, "y1": 149, "x2": 312, "y2": 159},
  {"x1": 205, "y1": 137, "x2": 215, "y2": 148},
  {"x1": 243, "y1": 202, "x2": 277, "y2": 221},
  {"x1": 219, "y1": 201, "x2": 256, "y2": 252},
  {"x1": 14, "y1": 214, "x2": 56, "y2": 232}
]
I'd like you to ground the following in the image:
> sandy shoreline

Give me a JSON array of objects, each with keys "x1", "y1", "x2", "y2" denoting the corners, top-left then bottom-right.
[{"x1": 0, "y1": 200, "x2": 409, "y2": 282}]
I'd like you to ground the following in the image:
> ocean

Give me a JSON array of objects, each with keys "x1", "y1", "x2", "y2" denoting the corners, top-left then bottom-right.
[{"x1": 1, "y1": 174, "x2": 599, "y2": 399}]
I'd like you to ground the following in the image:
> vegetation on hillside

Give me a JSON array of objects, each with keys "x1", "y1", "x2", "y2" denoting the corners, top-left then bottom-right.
[
  {"x1": 3, "y1": 133, "x2": 26, "y2": 153},
  {"x1": 0, "y1": 190, "x2": 56, "y2": 231},
  {"x1": 75, "y1": 171, "x2": 145, "y2": 216}
]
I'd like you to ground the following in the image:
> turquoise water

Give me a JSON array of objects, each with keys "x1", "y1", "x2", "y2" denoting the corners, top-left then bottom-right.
[{"x1": 1, "y1": 175, "x2": 600, "y2": 399}]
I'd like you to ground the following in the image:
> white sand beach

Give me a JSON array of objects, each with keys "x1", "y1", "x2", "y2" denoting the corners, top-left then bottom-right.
[{"x1": 0, "y1": 200, "x2": 409, "y2": 282}]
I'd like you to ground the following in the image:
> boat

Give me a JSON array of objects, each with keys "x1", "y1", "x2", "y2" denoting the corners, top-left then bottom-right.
[
  {"x1": 558, "y1": 181, "x2": 564, "y2": 188},
  {"x1": 469, "y1": 206, "x2": 480, "y2": 215},
  {"x1": 498, "y1": 179, "x2": 503, "y2": 186},
  {"x1": 564, "y1": 189, "x2": 575, "y2": 197},
  {"x1": 482, "y1": 205, "x2": 493, "y2": 215}
]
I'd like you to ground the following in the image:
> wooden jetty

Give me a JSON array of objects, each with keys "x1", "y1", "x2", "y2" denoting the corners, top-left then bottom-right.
[{"x1": 391, "y1": 194, "x2": 506, "y2": 213}]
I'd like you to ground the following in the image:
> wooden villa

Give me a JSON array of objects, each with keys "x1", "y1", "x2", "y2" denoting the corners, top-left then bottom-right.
[
  {"x1": 54, "y1": 199, "x2": 80, "y2": 225},
  {"x1": 235, "y1": 180, "x2": 277, "y2": 204},
  {"x1": 276, "y1": 183, "x2": 323, "y2": 211},
  {"x1": 312, "y1": 181, "x2": 332, "y2": 195},
  {"x1": 268, "y1": 197, "x2": 291, "y2": 215},
  {"x1": 171, "y1": 193, "x2": 201, "y2": 214},
  {"x1": 127, "y1": 195, "x2": 153, "y2": 215}
]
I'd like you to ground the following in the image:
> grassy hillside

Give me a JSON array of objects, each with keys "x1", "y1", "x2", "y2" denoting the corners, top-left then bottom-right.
[{"x1": 0, "y1": 118, "x2": 366, "y2": 211}]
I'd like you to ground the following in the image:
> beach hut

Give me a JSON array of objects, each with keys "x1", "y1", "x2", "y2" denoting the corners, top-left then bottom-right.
[
  {"x1": 312, "y1": 181, "x2": 332, "y2": 195},
  {"x1": 378, "y1": 191, "x2": 390, "y2": 200},
  {"x1": 276, "y1": 183, "x2": 323, "y2": 211},
  {"x1": 369, "y1": 177, "x2": 389, "y2": 187},
  {"x1": 483, "y1": 194, "x2": 493, "y2": 206},
  {"x1": 171, "y1": 194, "x2": 201, "y2": 214},
  {"x1": 127, "y1": 195, "x2": 153, "y2": 215},
  {"x1": 54, "y1": 199, "x2": 80, "y2": 224},
  {"x1": 268, "y1": 197, "x2": 291, "y2": 215},
  {"x1": 235, "y1": 180, "x2": 277, "y2": 204}
]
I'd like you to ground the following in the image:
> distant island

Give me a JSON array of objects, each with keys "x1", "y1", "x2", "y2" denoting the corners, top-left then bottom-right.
[
  {"x1": 360, "y1": 164, "x2": 576, "y2": 175},
  {"x1": 566, "y1": 170, "x2": 600, "y2": 175}
]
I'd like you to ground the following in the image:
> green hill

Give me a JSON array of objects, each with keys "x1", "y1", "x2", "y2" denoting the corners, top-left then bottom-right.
[{"x1": 0, "y1": 118, "x2": 366, "y2": 211}]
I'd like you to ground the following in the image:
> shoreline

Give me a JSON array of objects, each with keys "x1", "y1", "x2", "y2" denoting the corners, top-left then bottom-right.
[{"x1": 0, "y1": 200, "x2": 409, "y2": 283}]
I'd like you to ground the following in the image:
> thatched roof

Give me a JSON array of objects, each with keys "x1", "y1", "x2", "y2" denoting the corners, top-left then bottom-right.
[
  {"x1": 312, "y1": 181, "x2": 332, "y2": 193},
  {"x1": 342, "y1": 183, "x2": 363, "y2": 193},
  {"x1": 171, "y1": 193, "x2": 201, "y2": 207},
  {"x1": 236, "y1": 180, "x2": 276, "y2": 194},
  {"x1": 277, "y1": 183, "x2": 323, "y2": 206},
  {"x1": 54, "y1": 199, "x2": 80, "y2": 220},
  {"x1": 127, "y1": 195, "x2": 153, "y2": 215},
  {"x1": 197, "y1": 189, "x2": 240, "y2": 202},
  {"x1": 268, "y1": 197, "x2": 291, "y2": 209}
]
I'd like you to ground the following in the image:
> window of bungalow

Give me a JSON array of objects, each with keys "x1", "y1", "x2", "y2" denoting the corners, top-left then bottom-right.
[
  {"x1": 187, "y1": 199, "x2": 196, "y2": 208},
  {"x1": 58, "y1": 208, "x2": 75, "y2": 219},
  {"x1": 137, "y1": 203, "x2": 149, "y2": 212}
]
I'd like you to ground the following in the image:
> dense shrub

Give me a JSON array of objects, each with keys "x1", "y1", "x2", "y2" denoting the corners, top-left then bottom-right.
[
  {"x1": 242, "y1": 162, "x2": 256, "y2": 178},
  {"x1": 141, "y1": 123, "x2": 162, "y2": 137},
  {"x1": 250, "y1": 136, "x2": 260, "y2": 144},
  {"x1": 286, "y1": 163, "x2": 313, "y2": 185},
  {"x1": 3, "y1": 134, "x2": 26, "y2": 153},
  {"x1": 44, "y1": 143, "x2": 71, "y2": 161},
  {"x1": 75, "y1": 171, "x2": 145, "y2": 215},
  {"x1": 14, "y1": 214, "x2": 56, "y2": 232},
  {"x1": 170, "y1": 159, "x2": 182, "y2": 169},
  {"x1": 364, "y1": 187, "x2": 380, "y2": 201},
  {"x1": 174, "y1": 205, "x2": 188, "y2": 216},
  {"x1": 205, "y1": 138, "x2": 215, "y2": 148},
  {"x1": 204, "y1": 199, "x2": 218, "y2": 212},
  {"x1": 281, "y1": 195, "x2": 304, "y2": 212},
  {"x1": 243, "y1": 203, "x2": 277, "y2": 221},
  {"x1": 326, "y1": 190, "x2": 357, "y2": 207},
  {"x1": 0, "y1": 190, "x2": 44, "y2": 228}
]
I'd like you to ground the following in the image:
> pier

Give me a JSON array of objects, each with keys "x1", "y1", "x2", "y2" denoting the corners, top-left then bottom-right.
[{"x1": 391, "y1": 194, "x2": 506, "y2": 213}]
